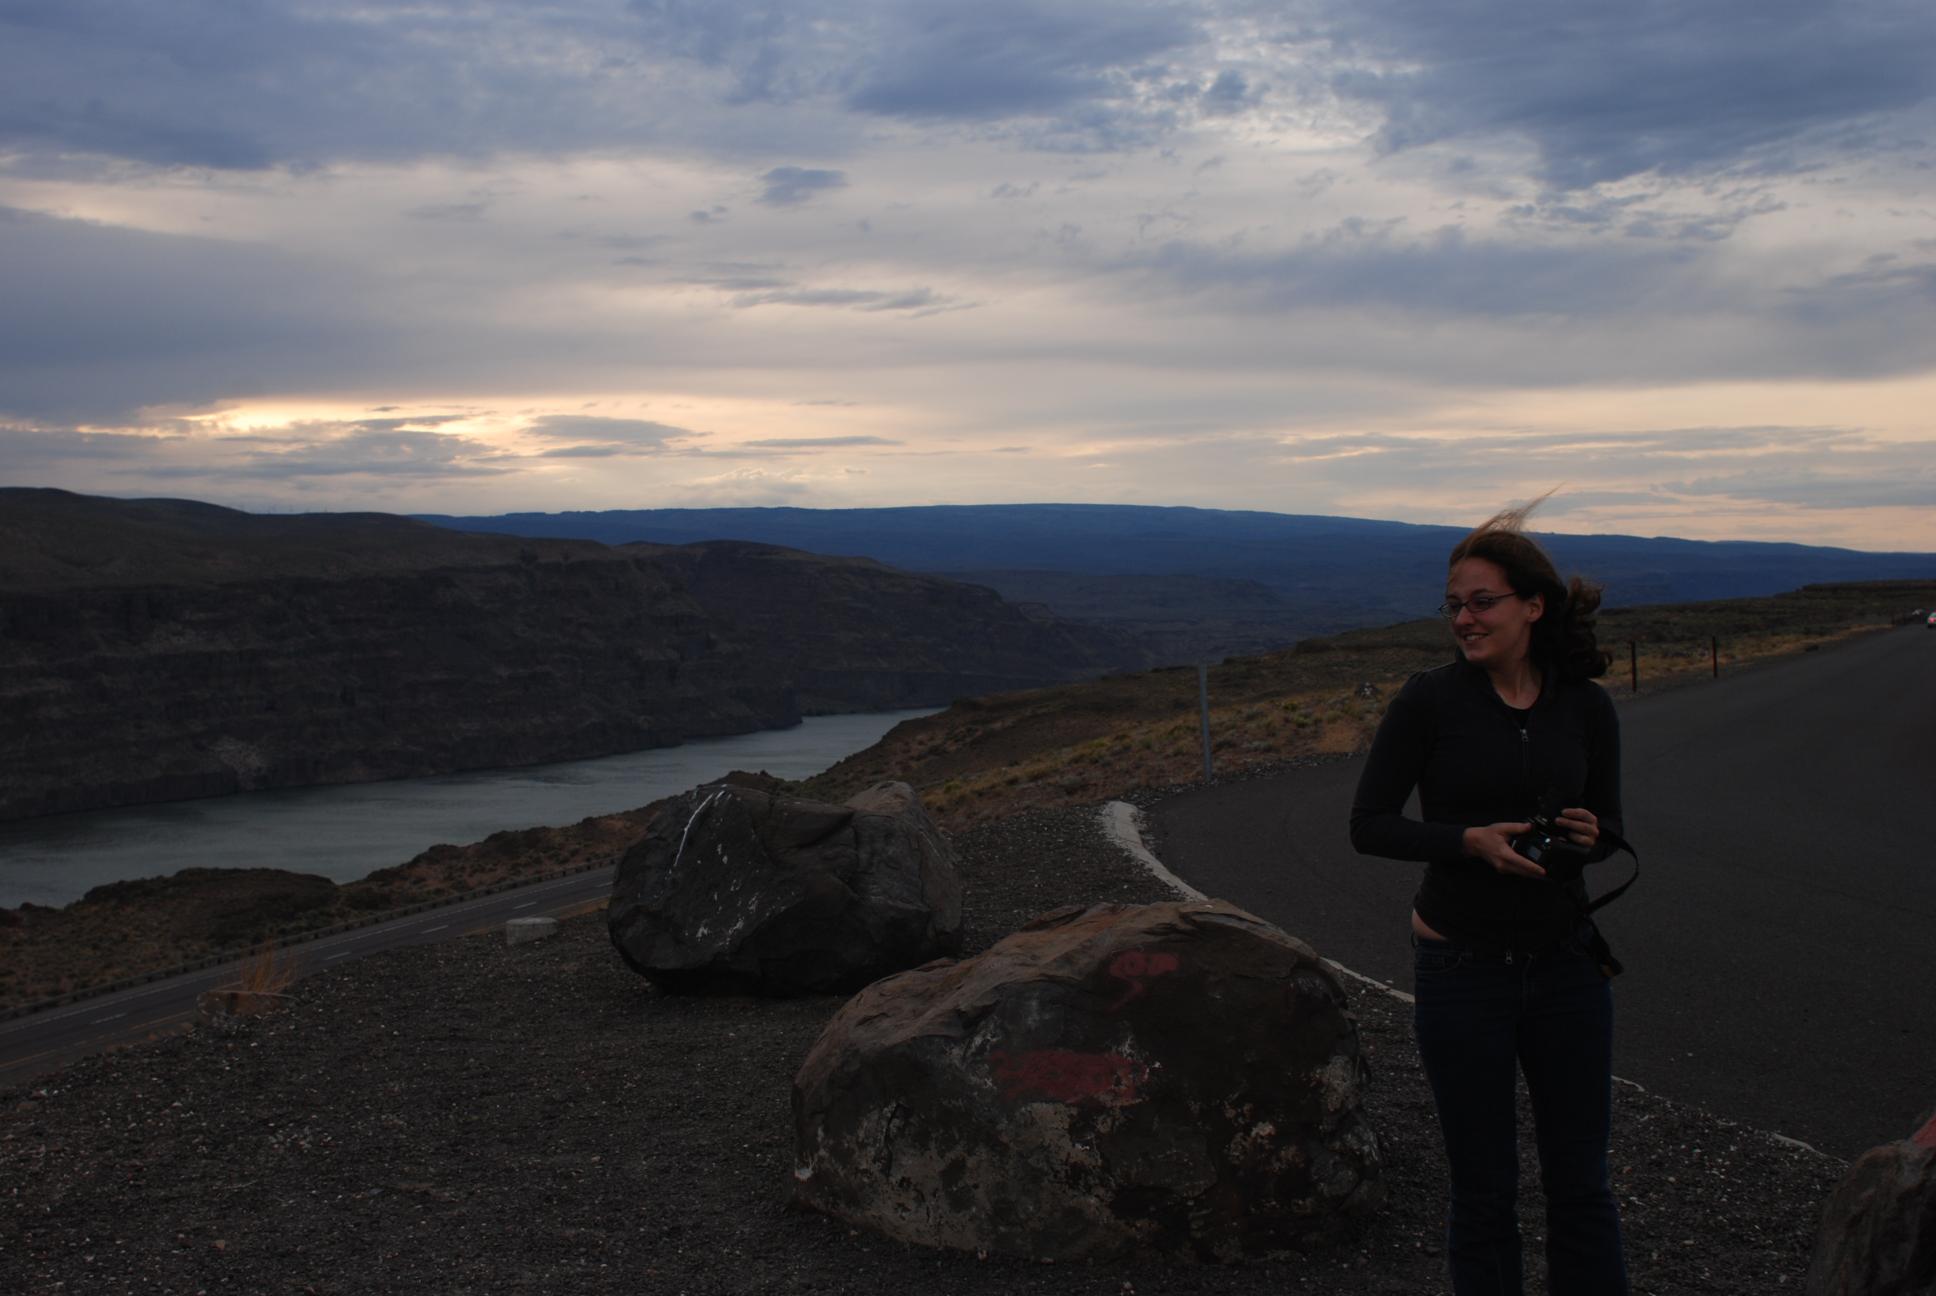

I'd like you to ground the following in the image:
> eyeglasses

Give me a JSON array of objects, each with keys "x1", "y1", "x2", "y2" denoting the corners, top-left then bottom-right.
[{"x1": 1436, "y1": 591, "x2": 1525, "y2": 619}]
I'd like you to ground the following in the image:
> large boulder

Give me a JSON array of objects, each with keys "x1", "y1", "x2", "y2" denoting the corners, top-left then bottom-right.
[
  {"x1": 1805, "y1": 1110, "x2": 1936, "y2": 1295},
  {"x1": 791, "y1": 899, "x2": 1383, "y2": 1262},
  {"x1": 607, "y1": 779, "x2": 962, "y2": 995}
]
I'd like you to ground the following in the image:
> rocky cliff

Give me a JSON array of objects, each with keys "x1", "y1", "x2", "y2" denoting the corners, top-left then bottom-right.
[
  {"x1": 641, "y1": 540, "x2": 1139, "y2": 713},
  {"x1": 0, "y1": 489, "x2": 1126, "y2": 822}
]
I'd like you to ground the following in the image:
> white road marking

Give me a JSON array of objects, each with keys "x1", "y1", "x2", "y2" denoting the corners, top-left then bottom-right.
[
  {"x1": 92, "y1": 1012, "x2": 127, "y2": 1024},
  {"x1": 512, "y1": 901, "x2": 536, "y2": 910},
  {"x1": 420, "y1": 924, "x2": 448, "y2": 934}
]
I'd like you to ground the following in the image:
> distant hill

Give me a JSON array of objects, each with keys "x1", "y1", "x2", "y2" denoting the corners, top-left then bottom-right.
[
  {"x1": 0, "y1": 489, "x2": 1130, "y2": 821},
  {"x1": 417, "y1": 504, "x2": 1936, "y2": 660}
]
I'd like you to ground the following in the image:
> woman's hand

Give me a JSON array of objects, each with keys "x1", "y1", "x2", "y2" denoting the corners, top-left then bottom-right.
[
  {"x1": 1556, "y1": 806, "x2": 1599, "y2": 852},
  {"x1": 1462, "y1": 822, "x2": 1544, "y2": 878}
]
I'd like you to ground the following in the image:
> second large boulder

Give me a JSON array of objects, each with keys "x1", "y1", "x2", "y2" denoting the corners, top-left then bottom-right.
[
  {"x1": 608, "y1": 779, "x2": 962, "y2": 994},
  {"x1": 791, "y1": 899, "x2": 1383, "y2": 1261}
]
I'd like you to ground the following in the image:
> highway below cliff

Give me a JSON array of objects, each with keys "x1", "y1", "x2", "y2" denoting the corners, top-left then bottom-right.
[
  {"x1": 0, "y1": 868, "x2": 614, "y2": 1091},
  {"x1": 1147, "y1": 622, "x2": 1936, "y2": 1160}
]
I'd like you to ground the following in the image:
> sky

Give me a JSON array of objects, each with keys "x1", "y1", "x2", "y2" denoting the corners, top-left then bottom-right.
[{"x1": 3, "y1": 0, "x2": 1935, "y2": 551}]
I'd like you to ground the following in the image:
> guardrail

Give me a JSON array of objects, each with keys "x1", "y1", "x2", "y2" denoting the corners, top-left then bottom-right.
[{"x1": 0, "y1": 857, "x2": 616, "y2": 1024}]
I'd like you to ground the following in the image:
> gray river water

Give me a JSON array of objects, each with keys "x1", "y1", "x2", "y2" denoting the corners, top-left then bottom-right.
[{"x1": 0, "y1": 711, "x2": 932, "y2": 908}]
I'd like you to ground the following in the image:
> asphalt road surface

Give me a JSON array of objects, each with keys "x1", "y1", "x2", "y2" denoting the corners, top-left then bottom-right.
[
  {"x1": 1149, "y1": 623, "x2": 1936, "y2": 1161},
  {"x1": 0, "y1": 867, "x2": 614, "y2": 1091}
]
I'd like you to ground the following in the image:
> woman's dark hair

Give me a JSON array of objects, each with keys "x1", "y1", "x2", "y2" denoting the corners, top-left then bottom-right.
[{"x1": 1450, "y1": 495, "x2": 1611, "y2": 681}]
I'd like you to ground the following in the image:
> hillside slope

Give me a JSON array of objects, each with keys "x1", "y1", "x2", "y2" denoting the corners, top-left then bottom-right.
[{"x1": 0, "y1": 489, "x2": 1127, "y2": 821}]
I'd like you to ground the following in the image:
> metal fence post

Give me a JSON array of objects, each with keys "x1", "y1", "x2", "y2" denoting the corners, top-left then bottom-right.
[{"x1": 1198, "y1": 662, "x2": 1214, "y2": 783}]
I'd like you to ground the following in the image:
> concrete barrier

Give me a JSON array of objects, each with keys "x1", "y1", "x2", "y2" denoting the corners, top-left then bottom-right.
[{"x1": 505, "y1": 917, "x2": 559, "y2": 946}]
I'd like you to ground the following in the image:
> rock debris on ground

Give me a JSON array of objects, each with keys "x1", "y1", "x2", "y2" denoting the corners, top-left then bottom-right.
[{"x1": 2, "y1": 805, "x2": 1841, "y2": 1294}]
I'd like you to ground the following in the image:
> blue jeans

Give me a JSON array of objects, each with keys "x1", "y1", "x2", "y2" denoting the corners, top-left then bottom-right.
[{"x1": 1413, "y1": 925, "x2": 1628, "y2": 1295}]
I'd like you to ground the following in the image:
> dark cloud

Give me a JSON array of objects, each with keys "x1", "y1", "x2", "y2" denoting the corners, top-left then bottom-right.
[
  {"x1": 520, "y1": 416, "x2": 696, "y2": 457},
  {"x1": 739, "y1": 435, "x2": 901, "y2": 448},
  {"x1": 522, "y1": 416, "x2": 692, "y2": 446},
  {"x1": 727, "y1": 285, "x2": 964, "y2": 314},
  {"x1": 204, "y1": 426, "x2": 517, "y2": 481},
  {"x1": 1198, "y1": 69, "x2": 1253, "y2": 115},
  {"x1": 7, "y1": 0, "x2": 1930, "y2": 184},
  {"x1": 683, "y1": 262, "x2": 793, "y2": 292},
  {"x1": 1116, "y1": 218, "x2": 1936, "y2": 384},
  {"x1": 676, "y1": 262, "x2": 967, "y2": 314},
  {"x1": 1666, "y1": 465, "x2": 1936, "y2": 510},
  {"x1": 0, "y1": 205, "x2": 400, "y2": 422},
  {"x1": 758, "y1": 166, "x2": 847, "y2": 205},
  {"x1": 2, "y1": 0, "x2": 843, "y2": 171},
  {"x1": 1, "y1": 1, "x2": 477, "y2": 168},
  {"x1": 1304, "y1": 0, "x2": 1936, "y2": 188},
  {"x1": 626, "y1": 0, "x2": 1205, "y2": 145},
  {"x1": 407, "y1": 202, "x2": 489, "y2": 222},
  {"x1": 843, "y1": 2, "x2": 1200, "y2": 121},
  {"x1": 623, "y1": 0, "x2": 830, "y2": 104},
  {"x1": 1505, "y1": 189, "x2": 1788, "y2": 242},
  {"x1": 1132, "y1": 220, "x2": 1701, "y2": 320},
  {"x1": 1260, "y1": 424, "x2": 1936, "y2": 517},
  {"x1": 0, "y1": 422, "x2": 180, "y2": 468}
]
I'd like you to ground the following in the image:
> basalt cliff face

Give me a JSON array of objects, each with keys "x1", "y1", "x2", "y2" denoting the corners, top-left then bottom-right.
[
  {"x1": 0, "y1": 490, "x2": 1126, "y2": 822},
  {"x1": 640, "y1": 540, "x2": 1138, "y2": 714}
]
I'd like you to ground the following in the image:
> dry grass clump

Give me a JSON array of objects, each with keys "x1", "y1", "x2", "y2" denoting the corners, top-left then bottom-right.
[
  {"x1": 915, "y1": 686, "x2": 1394, "y2": 828},
  {"x1": 226, "y1": 942, "x2": 298, "y2": 996}
]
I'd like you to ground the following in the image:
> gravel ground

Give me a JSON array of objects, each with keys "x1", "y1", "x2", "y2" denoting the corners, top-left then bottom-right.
[{"x1": 2, "y1": 805, "x2": 1843, "y2": 1294}]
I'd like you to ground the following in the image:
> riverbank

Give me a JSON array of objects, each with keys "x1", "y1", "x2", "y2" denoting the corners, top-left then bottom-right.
[{"x1": 0, "y1": 804, "x2": 1843, "y2": 1294}]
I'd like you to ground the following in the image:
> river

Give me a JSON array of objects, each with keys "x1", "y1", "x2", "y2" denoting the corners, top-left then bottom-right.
[{"x1": 0, "y1": 711, "x2": 932, "y2": 909}]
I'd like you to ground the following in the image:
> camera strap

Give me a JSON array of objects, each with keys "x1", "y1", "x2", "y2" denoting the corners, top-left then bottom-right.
[
  {"x1": 1580, "y1": 826, "x2": 1638, "y2": 914},
  {"x1": 1570, "y1": 828, "x2": 1638, "y2": 977}
]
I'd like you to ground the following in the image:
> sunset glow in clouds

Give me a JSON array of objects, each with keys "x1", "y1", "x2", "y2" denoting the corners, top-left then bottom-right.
[{"x1": 3, "y1": 1, "x2": 1935, "y2": 548}]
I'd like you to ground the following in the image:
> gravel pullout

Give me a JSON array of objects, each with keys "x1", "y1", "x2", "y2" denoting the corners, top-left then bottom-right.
[{"x1": 1, "y1": 806, "x2": 1841, "y2": 1294}]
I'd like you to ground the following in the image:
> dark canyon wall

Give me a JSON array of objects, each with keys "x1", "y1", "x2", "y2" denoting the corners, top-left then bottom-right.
[{"x1": 0, "y1": 490, "x2": 1124, "y2": 821}]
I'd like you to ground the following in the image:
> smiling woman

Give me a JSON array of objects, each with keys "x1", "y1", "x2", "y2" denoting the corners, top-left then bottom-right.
[{"x1": 1349, "y1": 497, "x2": 1628, "y2": 1295}]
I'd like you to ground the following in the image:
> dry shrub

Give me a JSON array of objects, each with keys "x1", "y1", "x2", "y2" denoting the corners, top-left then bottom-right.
[{"x1": 227, "y1": 941, "x2": 298, "y2": 996}]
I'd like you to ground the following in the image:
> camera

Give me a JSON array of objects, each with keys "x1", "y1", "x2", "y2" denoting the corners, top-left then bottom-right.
[{"x1": 1512, "y1": 790, "x2": 1589, "y2": 881}]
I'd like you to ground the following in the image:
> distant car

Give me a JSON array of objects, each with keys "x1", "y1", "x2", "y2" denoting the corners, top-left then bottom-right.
[{"x1": 1927, "y1": 611, "x2": 1936, "y2": 628}]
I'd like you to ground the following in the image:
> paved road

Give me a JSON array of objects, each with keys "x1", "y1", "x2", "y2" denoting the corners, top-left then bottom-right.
[
  {"x1": 1149, "y1": 624, "x2": 1936, "y2": 1160},
  {"x1": 0, "y1": 867, "x2": 614, "y2": 1090}
]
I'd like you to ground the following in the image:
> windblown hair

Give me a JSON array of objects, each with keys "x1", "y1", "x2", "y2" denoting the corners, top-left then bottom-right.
[{"x1": 1450, "y1": 493, "x2": 1611, "y2": 682}]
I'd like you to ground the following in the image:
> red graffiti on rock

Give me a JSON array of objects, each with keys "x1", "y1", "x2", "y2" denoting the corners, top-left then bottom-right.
[
  {"x1": 989, "y1": 1048, "x2": 1149, "y2": 1107},
  {"x1": 1106, "y1": 948, "x2": 1181, "y2": 1010}
]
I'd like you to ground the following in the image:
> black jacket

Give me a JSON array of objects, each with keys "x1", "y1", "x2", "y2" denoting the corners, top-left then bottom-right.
[{"x1": 1349, "y1": 656, "x2": 1623, "y2": 952}]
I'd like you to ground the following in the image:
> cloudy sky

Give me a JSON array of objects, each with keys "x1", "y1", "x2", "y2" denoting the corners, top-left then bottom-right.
[{"x1": 4, "y1": 0, "x2": 1935, "y2": 550}]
